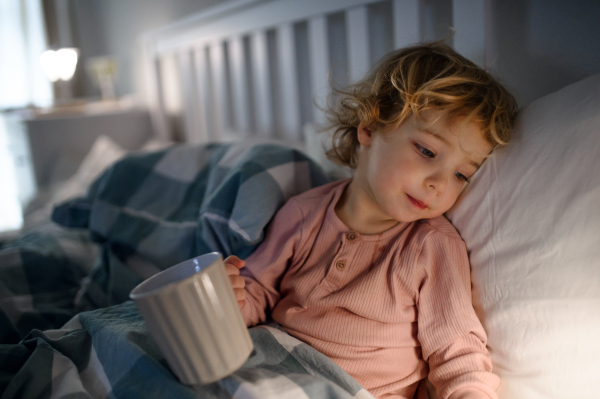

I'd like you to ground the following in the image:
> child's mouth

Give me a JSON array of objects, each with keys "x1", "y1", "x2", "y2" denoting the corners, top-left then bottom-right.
[{"x1": 407, "y1": 194, "x2": 427, "y2": 210}]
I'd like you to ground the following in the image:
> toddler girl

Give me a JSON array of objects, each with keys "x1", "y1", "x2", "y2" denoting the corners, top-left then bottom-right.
[{"x1": 225, "y1": 43, "x2": 517, "y2": 399}]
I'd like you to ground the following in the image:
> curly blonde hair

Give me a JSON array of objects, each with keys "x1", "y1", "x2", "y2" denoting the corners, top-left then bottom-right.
[{"x1": 324, "y1": 42, "x2": 518, "y2": 168}]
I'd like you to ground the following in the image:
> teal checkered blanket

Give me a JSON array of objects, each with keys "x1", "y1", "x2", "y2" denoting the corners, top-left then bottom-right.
[
  {"x1": 54, "y1": 141, "x2": 330, "y2": 310},
  {"x1": 1, "y1": 302, "x2": 373, "y2": 399},
  {"x1": 0, "y1": 142, "x2": 375, "y2": 398},
  {"x1": 0, "y1": 223, "x2": 99, "y2": 344}
]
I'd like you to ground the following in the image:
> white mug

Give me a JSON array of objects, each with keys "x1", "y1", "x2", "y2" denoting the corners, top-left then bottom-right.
[{"x1": 130, "y1": 252, "x2": 253, "y2": 385}]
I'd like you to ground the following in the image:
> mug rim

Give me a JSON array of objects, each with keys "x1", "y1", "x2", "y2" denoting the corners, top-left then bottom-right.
[{"x1": 129, "y1": 252, "x2": 222, "y2": 300}]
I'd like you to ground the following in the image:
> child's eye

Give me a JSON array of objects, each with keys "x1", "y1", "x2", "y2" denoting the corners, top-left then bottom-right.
[
  {"x1": 416, "y1": 144, "x2": 435, "y2": 158},
  {"x1": 455, "y1": 171, "x2": 469, "y2": 182}
]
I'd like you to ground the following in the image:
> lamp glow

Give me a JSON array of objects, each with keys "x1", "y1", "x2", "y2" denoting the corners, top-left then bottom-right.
[{"x1": 40, "y1": 48, "x2": 78, "y2": 82}]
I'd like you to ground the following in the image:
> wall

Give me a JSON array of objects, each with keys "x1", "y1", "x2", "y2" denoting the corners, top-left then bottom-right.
[
  {"x1": 69, "y1": 0, "x2": 600, "y2": 109},
  {"x1": 69, "y1": 0, "x2": 232, "y2": 100},
  {"x1": 489, "y1": 0, "x2": 600, "y2": 107}
]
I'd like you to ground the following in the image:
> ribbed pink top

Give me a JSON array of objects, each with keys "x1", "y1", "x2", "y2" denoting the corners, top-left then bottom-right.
[{"x1": 240, "y1": 179, "x2": 499, "y2": 399}]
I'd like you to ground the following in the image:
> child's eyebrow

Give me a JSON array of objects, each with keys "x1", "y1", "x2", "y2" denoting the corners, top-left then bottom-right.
[
  {"x1": 420, "y1": 128, "x2": 482, "y2": 169},
  {"x1": 420, "y1": 127, "x2": 449, "y2": 145},
  {"x1": 468, "y1": 159, "x2": 482, "y2": 169}
]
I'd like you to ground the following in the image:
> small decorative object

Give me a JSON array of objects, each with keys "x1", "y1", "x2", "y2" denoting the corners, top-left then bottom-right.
[{"x1": 86, "y1": 56, "x2": 118, "y2": 100}]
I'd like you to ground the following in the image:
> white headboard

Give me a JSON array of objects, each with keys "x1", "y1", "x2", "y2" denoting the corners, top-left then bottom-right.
[{"x1": 142, "y1": 0, "x2": 489, "y2": 145}]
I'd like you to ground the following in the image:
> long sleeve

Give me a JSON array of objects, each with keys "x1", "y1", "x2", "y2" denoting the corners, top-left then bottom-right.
[
  {"x1": 416, "y1": 230, "x2": 499, "y2": 399},
  {"x1": 240, "y1": 197, "x2": 304, "y2": 327}
]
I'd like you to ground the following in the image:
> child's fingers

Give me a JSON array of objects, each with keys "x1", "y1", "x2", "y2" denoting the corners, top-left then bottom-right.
[
  {"x1": 229, "y1": 275, "x2": 245, "y2": 289},
  {"x1": 224, "y1": 255, "x2": 247, "y2": 310},
  {"x1": 225, "y1": 262, "x2": 241, "y2": 276},
  {"x1": 232, "y1": 287, "x2": 247, "y2": 302},
  {"x1": 224, "y1": 255, "x2": 245, "y2": 269}
]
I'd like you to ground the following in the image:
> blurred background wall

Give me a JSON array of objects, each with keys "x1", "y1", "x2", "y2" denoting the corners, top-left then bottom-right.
[
  {"x1": 66, "y1": 0, "x2": 228, "y2": 103},
  {"x1": 62, "y1": 0, "x2": 600, "y2": 109}
]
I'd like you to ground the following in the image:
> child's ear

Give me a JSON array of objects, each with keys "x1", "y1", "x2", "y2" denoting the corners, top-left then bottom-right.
[{"x1": 357, "y1": 122, "x2": 374, "y2": 146}]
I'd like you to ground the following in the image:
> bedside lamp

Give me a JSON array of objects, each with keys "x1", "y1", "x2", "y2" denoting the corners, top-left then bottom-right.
[{"x1": 40, "y1": 48, "x2": 79, "y2": 82}]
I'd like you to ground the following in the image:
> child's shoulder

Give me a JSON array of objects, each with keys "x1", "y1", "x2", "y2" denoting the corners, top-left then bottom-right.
[
  {"x1": 290, "y1": 179, "x2": 348, "y2": 205},
  {"x1": 417, "y1": 216, "x2": 463, "y2": 242}
]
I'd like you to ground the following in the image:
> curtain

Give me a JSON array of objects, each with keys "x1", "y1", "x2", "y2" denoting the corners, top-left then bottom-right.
[
  {"x1": 0, "y1": 115, "x2": 23, "y2": 232},
  {"x1": 0, "y1": 0, "x2": 51, "y2": 232},
  {"x1": 0, "y1": 0, "x2": 52, "y2": 109}
]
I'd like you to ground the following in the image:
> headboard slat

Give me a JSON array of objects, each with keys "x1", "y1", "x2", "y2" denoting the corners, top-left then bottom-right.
[
  {"x1": 208, "y1": 42, "x2": 228, "y2": 141},
  {"x1": 346, "y1": 6, "x2": 371, "y2": 83},
  {"x1": 308, "y1": 15, "x2": 330, "y2": 125},
  {"x1": 228, "y1": 35, "x2": 252, "y2": 135},
  {"x1": 147, "y1": 55, "x2": 170, "y2": 141},
  {"x1": 177, "y1": 49, "x2": 200, "y2": 142},
  {"x1": 276, "y1": 23, "x2": 302, "y2": 141},
  {"x1": 250, "y1": 30, "x2": 274, "y2": 137},
  {"x1": 192, "y1": 46, "x2": 211, "y2": 143}
]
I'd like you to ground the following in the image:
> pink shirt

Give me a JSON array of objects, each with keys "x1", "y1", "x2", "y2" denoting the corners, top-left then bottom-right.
[{"x1": 240, "y1": 179, "x2": 499, "y2": 399}]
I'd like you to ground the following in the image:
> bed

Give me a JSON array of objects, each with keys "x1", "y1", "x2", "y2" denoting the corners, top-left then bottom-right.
[{"x1": 1, "y1": 1, "x2": 599, "y2": 398}]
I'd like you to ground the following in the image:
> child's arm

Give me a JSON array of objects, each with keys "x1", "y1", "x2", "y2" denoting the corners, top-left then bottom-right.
[
  {"x1": 236, "y1": 198, "x2": 304, "y2": 327},
  {"x1": 417, "y1": 230, "x2": 499, "y2": 399}
]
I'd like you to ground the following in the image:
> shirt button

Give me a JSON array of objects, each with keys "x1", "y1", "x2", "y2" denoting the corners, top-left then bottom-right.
[
  {"x1": 346, "y1": 232, "x2": 357, "y2": 241},
  {"x1": 336, "y1": 260, "x2": 346, "y2": 271}
]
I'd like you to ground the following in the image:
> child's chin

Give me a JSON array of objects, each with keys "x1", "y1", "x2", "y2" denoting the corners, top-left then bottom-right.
[{"x1": 416, "y1": 210, "x2": 444, "y2": 221}]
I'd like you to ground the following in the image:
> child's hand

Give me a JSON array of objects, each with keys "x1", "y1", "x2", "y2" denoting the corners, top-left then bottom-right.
[{"x1": 224, "y1": 255, "x2": 247, "y2": 310}]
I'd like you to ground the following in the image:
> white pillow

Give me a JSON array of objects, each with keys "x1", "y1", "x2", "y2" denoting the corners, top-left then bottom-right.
[
  {"x1": 446, "y1": 74, "x2": 600, "y2": 399},
  {"x1": 22, "y1": 135, "x2": 127, "y2": 229}
]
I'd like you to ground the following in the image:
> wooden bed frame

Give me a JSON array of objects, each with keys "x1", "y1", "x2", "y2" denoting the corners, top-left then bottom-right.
[{"x1": 142, "y1": 0, "x2": 489, "y2": 146}]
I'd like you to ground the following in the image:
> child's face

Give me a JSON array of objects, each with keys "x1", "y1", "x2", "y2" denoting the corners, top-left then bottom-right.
[{"x1": 354, "y1": 110, "x2": 492, "y2": 224}]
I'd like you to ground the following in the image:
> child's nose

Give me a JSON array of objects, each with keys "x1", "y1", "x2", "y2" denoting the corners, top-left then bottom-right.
[{"x1": 425, "y1": 171, "x2": 448, "y2": 193}]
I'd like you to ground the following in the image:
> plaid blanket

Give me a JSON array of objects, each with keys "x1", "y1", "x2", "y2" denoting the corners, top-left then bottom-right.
[
  {"x1": 0, "y1": 222, "x2": 99, "y2": 344},
  {"x1": 0, "y1": 142, "x2": 376, "y2": 399},
  {"x1": 0, "y1": 301, "x2": 374, "y2": 399},
  {"x1": 52, "y1": 141, "x2": 330, "y2": 311}
]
